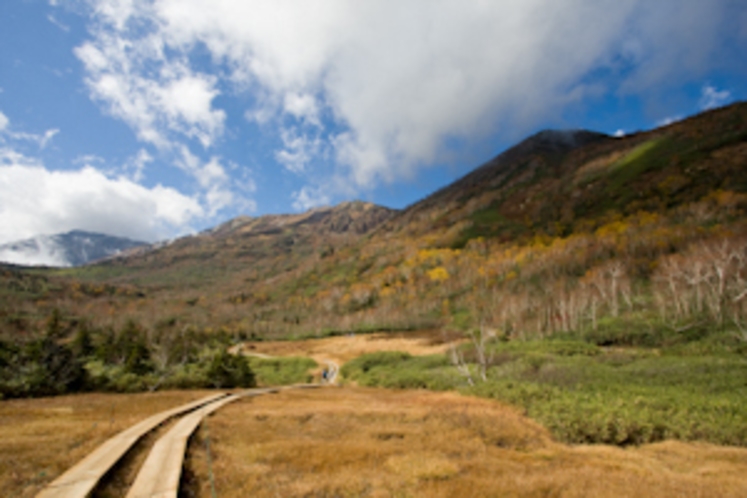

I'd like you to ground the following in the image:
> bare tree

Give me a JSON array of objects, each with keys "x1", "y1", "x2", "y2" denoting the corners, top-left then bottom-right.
[{"x1": 449, "y1": 324, "x2": 496, "y2": 384}]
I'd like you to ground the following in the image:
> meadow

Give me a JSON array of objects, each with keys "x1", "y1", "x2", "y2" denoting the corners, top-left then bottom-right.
[
  {"x1": 341, "y1": 327, "x2": 747, "y2": 447},
  {"x1": 183, "y1": 387, "x2": 747, "y2": 497}
]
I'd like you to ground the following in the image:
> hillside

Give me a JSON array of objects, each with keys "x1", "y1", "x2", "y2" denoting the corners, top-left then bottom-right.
[
  {"x1": 87, "y1": 200, "x2": 396, "y2": 289},
  {"x1": 3, "y1": 103, "x2": 747, "y2": 341}
]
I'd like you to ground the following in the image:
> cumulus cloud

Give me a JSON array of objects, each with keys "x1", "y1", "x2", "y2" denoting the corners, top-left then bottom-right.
[
  {"x1": 75, "y1": 0, "x2": 747, "y2": 195},
  {"x1": 75, "y1": 29, "x2": 225, "y2": 148},
  {"x1": 0, "y1": 111, "x2": 8, "y2": 132},
  {"x1": 283, "y1": 92, "x2": 320, "y2": 126},
  {"x1": 0, "y1": 147, "x2": 203, "y2": 244},
  {"x1": 700, "y1": 85, "x2": 732, "y2": 111}
]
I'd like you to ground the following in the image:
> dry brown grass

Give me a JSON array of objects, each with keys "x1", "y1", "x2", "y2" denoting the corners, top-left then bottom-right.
[
  {"x1": 187, "y1": 387, "x2": 747, "y2": 498},
  {"x1": 0, "y1": 390, "x2": 217, "y2": 497},
  {"x1": 240, "y1": 330, "x2": 459, "y2": 366}
]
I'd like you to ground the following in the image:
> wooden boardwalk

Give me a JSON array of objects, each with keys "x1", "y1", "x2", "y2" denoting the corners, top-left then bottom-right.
[
  {"x1": 36, "y1": 393, "x2": 227, "y2": 498},
  {"x1": 36, "y1": 385, "x2": 322, "y2": 498}
]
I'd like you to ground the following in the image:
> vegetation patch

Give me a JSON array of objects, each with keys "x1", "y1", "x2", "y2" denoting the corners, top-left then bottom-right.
[
  {"x1": 341, "y1": 351, "x2": 457, "y2": 390},
  {"x1": 343, "y1": 333, "x2": 747, "y2": 447},
  {"x1": 246, "y1": 356, "x2": 316, "y2": 386}
]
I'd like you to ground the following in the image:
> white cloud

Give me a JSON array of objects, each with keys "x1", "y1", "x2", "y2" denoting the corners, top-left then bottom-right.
[
  {"x1": 175, "y1": 146, "x2": 234, "y2": 216},
  {"x1": 291, "y1": 185, "x2": 330, "y2": 212},
  {"x1": 6, "y1": 128, "x2": 60, "y2": 149},
  {"x1": 283, "y1": 92, "x2": 320, "y2": 126},
  {"x1": 125, "y1": 148, "x2": 152, "y2": 182},
  {"x1": 48, "y1": 14, "x2": 71, "y2": 32},
  {"x1": 75, "y1": 29, "x2": 225, "y2": 149},
  {"x1": 0, "y1": 111, "x2": 59, "y2": 148},
  {"x1": 613, "y1": 129, "x2": 626, "y2": 138},
  {"x1": 0, "y1": 147, "x2": 203, "y2": 244},
  {"x1": 77, "y1": 0, "x2": 747, "y2": 195},
  {"x1": 74, "y1": 154, "x2": 106, "y2": 165},
  {"x1": 700, "y1": 85, "x2": 732, "y2": 111},
  {"x1": 39, "y1": 129, "x2": 60, "y2": 148},
  {"x1": 275, "y1": 127, "x2": 321, "y2": 174},
  {"x1": 0, "y1": 236, "x2": 71, "y2": 267},
  {"x1": 657, "y1": 115, "x2": 682, "y2": 127}
]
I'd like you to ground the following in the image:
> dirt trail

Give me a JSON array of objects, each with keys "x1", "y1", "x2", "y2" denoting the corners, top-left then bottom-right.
[{"x1": 237, "y1": 331, "x2": 460, "y2": 366}]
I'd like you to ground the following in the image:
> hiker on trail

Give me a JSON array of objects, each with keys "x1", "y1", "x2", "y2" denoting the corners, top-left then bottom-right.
[{"x1": 322, "y1": 369, "x2": 328, "y2": 382}]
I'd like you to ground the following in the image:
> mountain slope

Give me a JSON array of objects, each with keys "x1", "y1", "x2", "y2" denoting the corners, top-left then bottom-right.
[
  {"x1": 0, "y1": 230, "x2": 147, "y2": 267},
  {"x1": 381, "y1": 129, "x2": 609, "y2": 238},
  {"x1": 375, "y1": 103, "x2": 747, "y2": 247},
  {"x1": 9, "y1": 102, "x2": 747, "y2": 340},
  {"x1": 76, "y1": 201, "x2": 397, "y2": 290}
]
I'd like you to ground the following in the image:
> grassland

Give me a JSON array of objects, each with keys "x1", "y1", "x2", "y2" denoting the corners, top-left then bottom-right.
[
  {"x1": 3, "y1": 331, "x2": 747, "y2": 497},
  {"x1": 341, "y1": 334, "x2": 747, "y2": 447},
  {"x1": 184, "y1": 387, "x2": 747, "y2": 497}
]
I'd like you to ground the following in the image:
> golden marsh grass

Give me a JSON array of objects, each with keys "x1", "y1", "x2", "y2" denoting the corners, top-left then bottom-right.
[
  {"x1": 187, "y1": 387, "x2": 747, "y2": 497},
  {"x1": 0, "y1": 390, "x2": 216, "y2": 497}
]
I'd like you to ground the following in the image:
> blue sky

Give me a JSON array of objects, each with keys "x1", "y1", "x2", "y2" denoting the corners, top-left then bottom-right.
[{"x1": 0, "y1": 0, "x2": 746, "y2": 247}]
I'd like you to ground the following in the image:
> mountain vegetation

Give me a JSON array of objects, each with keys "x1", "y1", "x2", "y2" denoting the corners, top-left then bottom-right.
[
  {"x1": 1, "y1": 103, "x2": 746, "y2": 448},
  {"x1": 22, "y1": 102, "x2": 744, "y2": 343}
]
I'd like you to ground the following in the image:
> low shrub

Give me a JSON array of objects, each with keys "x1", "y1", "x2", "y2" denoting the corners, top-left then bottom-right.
[
  {"x1": 247, "y1": 356, "x2": 316, "y2": 386},
  {"x1": 343, "y1": 339, "x2": 747, "y2": 447},
  {"x1": 342, "y1": 351, "x2": 456, "y2": 390}
]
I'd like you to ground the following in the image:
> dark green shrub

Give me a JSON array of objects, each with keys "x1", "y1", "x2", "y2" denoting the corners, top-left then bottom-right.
[
  {"x1": 0, "y1": 336, "x2": 87, "y2": 398},
  {"x1": 206, "y1": 350, "x2": 256, "y2": 388}
]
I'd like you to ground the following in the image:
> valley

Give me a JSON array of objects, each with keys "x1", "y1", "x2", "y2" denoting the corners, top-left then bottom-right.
[{"x1": 1, "y1": 103, "x2": 747, "y2": 496}]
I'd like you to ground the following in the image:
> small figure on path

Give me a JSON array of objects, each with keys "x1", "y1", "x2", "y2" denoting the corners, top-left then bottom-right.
[{"x1": 322, "y1": 369, "x2": 328, "y2": 383}]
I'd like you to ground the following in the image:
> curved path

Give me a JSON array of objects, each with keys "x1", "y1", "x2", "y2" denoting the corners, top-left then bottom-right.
[
  {"x1": 124, "y1": 393, "x2": 247, "y2": 498},
  {"x1": 36, "y1": 393, "x2": 227, "y2": 498},
  {"x1": 126, "y1": 385, "x2": 325, "y2": 498},
  {"x1": 37, "y1": 385, "x2": 324, "y2": 498}
]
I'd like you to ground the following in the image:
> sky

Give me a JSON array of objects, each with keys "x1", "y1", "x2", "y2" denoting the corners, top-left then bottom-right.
[{"x1": 1, "y1": 0, "x2": 746, "y2": 247}]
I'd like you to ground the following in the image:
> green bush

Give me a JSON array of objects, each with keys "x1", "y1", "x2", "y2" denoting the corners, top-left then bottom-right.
[
  {"x1": 206, "y1": 349, "x2": 256, "y2": 388},
  {"x1": 342, "y1": 351, "x2": 456, "y2": 390},
  {"x1": 247, "y1": 356, "x2": 316, "y2": 386}
]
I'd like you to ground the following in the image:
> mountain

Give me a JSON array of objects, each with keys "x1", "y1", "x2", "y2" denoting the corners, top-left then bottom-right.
[
  {"x1": 4, "y1": 102, "x2": 746, "y2": 340},
  {"x1": 375, "y1": 104, "x2": 747, "y2": 247},
  {"x1": 91, "y1": 200, "x2": 398, "y2": 290},
  {"x1": 0, "y1": 230, "x2": 147, "y2": 267}
]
